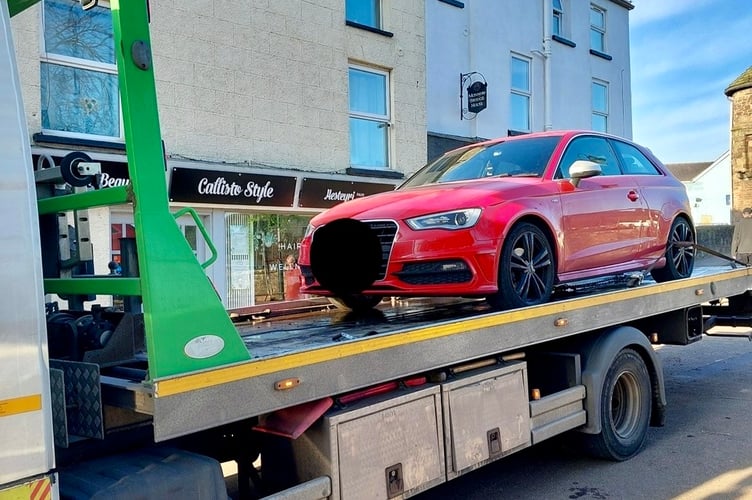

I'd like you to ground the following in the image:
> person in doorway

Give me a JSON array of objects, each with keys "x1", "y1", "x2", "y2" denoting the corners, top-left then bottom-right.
[
  {"x1": 732, "y1": 207, "x2": 752, "y2": 265},
  {"x1": 283, "y1": 254, "x2": 304, "y2": 300}
]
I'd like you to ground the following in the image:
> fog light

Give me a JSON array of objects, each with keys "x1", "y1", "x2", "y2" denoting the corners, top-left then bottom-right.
[{"x1": 441, "y1": 262, "x2": 468, "y2": 271}]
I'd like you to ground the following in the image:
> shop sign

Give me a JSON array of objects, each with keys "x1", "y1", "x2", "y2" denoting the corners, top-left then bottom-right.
[
  {"x1": 99, "y1": 161, "x2": 130, "y2": 187},
  {"x1": 169, "y1": 167, "x2": 296, "y2": 207},
  {"x1": 33, "y1": 154, "x2": 130, "y2": 187},
  {"x1": 298, "y1": 178, "x2": 396, "y2": 209}
]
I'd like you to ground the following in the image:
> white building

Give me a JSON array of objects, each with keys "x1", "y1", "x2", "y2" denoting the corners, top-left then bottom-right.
[
  {"x1": 426, "y1": 0, "x2": 634, "y2": 159},
  {"x1": 666, "y1": 152, "x2": 732, "y2": 225}
]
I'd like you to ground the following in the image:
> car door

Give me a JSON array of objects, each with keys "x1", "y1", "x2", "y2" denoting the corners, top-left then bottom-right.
[
  {"x1": 556, "y1": 136, "x2": 648, "y2": 275},
  {"x1": 608, "y1": 138, "x2": 671, "y2": 256}
]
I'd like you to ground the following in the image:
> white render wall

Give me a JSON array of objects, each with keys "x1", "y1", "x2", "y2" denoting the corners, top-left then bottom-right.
[
  {"x1": 12, "y1": 0, "x2": 427, "y2": 175},
  {"x1": 684, "y1": 151, "x2": 732, "y2": 225},
  {"x1": 426, "y1": 0, "x2": 632, "y2": 141}
]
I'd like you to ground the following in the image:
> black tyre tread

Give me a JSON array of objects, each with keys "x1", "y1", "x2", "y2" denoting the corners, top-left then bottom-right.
[
  {"x1": 581, "y1": 348, "x2": 651, "y2": 461},
  {"x1": 488, "y1": 222, "x2": 555, "y2": 310},
  {"x1": 651, "y1": 216, "x2": 695, "y2": 282},
  {"x1": 332, "y1": 294, "x2": 383, "y2": 312}
]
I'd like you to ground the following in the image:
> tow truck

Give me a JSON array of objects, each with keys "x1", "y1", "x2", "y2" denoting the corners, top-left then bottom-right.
[{"x1": 2, "y1": 1, "x2": 752, "y2": 499}]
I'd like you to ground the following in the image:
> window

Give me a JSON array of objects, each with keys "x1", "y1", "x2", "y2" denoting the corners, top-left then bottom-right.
[
  {"x1": 558, "y1": 136, "x2": 620, "y2": 178},
  {"x1": 349, "y1": 65, "x2": 390, "y2": 169},
  {"x1": 226, "y1": 213, "x2": 312, "y2": 308},
  {"x1": 346, "y1": 0, "x2": 380, "y2": 29},
  {"x1": 510, "y1": 55, "x2": 531, "y2": 133},
  {"x1": 611, "y1": 140, "x2": 660, "y2": 175},
  {"x1": 591, "y1": 81, "x2": 608, "y2": 132},
  {"x1": 401, "y1": 136, "x2": 560, "y2": 187},
  {"x1": 590, "y1": 5, "x2": 606, "y2": 52},
  {"x1": 110, "y1": 221, "x2": 135, "y2": 268},
  {"x1": 41, "y1": 0, "x2": 121, "y2": 140},
  {"x1": 553, "y1": 0, "x2": 563, "y2": 36}
]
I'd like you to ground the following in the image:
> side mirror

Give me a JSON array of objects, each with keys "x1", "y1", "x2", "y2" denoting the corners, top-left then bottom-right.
[{"x1": 569, "y1": 160, "x2": 602, "y2": 187}]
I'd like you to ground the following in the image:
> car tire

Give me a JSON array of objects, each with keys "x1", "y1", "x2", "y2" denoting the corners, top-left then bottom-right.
[
  {"x1": 331, "y1": 294, "x2": 383, "y2": 312},
  {"x1": 488, "y1": 222, "x2": 555, "y2": 310},
  {"x1": 650, "y1": 216, "x2": 695, "y2": 282},
  {"x1": 581, "y1": 348, "x2": 651, "y2": 461}
]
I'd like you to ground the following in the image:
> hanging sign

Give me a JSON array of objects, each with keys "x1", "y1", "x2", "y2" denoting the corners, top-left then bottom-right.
[{"x1": 466, "y1": 81, "x2": 488, "y2": 113}]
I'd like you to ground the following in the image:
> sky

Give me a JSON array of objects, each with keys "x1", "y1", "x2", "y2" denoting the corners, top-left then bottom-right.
[{"x1": 629, "y1": 0, "x2": 752, "y2": 164}]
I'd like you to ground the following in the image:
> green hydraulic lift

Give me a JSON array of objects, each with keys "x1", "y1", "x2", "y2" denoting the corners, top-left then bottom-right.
[{"x1": 13, "y1": 0, "x2": 251, "y2": 379}]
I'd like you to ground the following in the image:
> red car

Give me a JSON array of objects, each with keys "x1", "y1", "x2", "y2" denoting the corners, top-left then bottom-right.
[{"x1": 299, "y1": 131, "x2": 695, "y2": 311}]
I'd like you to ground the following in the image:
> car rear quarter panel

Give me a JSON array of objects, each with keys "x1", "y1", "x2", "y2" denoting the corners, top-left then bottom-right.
[{"x1": 634, "y1": 174, "x2": 694, "y2": 253}]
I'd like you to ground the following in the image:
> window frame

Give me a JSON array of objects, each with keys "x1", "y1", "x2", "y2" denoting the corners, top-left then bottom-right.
[
  {"x1": 552, "y1": 0, "x2": 563, "y2": 36},
  {"x1": 591, "y1": 80, "x2": 609, "y2": 133},
  {"x1": 40, "y1": 0, "x2": 123, "y2": 142},
  {"x1": 590, "y1": 5, "x2": 606, "y2": 53},
  {"x1": 510, "y1": 54, "x2": 532, "y2": 133},
  {"x1": 345, "y1": 0, "x2": 382, "y2": 30},
  {"x1": 348, "y1": 63, "x2": 391, "y2": 170}
]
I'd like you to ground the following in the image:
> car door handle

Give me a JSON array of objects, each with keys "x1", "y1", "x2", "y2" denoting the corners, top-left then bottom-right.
[{"x1": 627, "y1": 190, "x2": 640, "y2": 202}]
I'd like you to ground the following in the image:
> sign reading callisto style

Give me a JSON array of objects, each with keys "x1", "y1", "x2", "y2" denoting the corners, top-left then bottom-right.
[
  {"x1": 169, "y1": 167, "x2": 297, "y2": 207},
  {"x1": 298, "y1": 178, "x2": 397, "y2": 209}
]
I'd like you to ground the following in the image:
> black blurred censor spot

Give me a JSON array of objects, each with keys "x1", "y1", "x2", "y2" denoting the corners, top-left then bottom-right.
[{"x1": 310, "y1": 219, "x2": 382, "y2": 295}]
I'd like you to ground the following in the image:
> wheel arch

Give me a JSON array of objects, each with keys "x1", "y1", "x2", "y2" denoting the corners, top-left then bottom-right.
[
  {"x1": 675, "y1": 211, "x2": 696, "y2": 237},
  {"x1": 576, "y1": 325, "x2": 666, "y2": 435},
  {"x1": 501, "y1": 214, "x2": 559, "y2": 275},
  {"x1": 659, "y1": 210, "x2": 695, "y2": 245}
]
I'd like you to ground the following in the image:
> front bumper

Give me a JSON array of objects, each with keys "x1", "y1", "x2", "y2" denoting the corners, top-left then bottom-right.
[{"x1": 299, "y1": 219, "x2": 499, "y2": 297}]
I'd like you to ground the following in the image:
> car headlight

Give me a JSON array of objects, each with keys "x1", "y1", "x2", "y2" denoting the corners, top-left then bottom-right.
[{"x1": 406, "y1": 208, "x2": 482, "y2": 230}]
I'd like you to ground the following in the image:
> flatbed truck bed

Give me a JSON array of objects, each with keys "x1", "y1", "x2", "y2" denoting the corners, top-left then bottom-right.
[{"x1": 103, "y1": 264, "x2": 750, "y2": 442}]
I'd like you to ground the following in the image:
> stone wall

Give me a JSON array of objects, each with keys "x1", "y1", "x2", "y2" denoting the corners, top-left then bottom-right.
[
  {"x1": 730, "y1": 87, "x2": 752, "y2": 211},
  {"x1": 696, "y1": 224, "x2": 733, "y2": 258}
]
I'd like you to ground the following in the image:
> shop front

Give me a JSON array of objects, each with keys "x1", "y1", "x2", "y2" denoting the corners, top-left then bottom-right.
[{"x1": 32, "y1": 148, "x2": 398, "y2": 310}]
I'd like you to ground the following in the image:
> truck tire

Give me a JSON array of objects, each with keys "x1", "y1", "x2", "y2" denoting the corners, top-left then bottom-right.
[{"x1": 582, "y1": 348, "x2": 651, "y2": 461}]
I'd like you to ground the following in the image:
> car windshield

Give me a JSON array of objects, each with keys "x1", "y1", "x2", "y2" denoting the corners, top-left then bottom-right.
[{"x1": 401, "y1": 136, "x2": 561, "y2": 188}]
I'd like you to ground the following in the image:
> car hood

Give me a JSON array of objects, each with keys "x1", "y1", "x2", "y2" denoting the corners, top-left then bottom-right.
[{"x1": 310, "y1": 178, "x2": 549, "y2": 226}]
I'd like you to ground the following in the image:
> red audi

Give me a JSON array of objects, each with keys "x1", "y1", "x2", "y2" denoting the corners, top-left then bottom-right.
[{"x1": 298, "y1": 131, "x2": 695, "y2": 311}]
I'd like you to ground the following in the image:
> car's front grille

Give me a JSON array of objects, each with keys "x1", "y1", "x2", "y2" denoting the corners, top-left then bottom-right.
[
  {"x1": 395, "y1": 260, "x2": 472, "y2": 285},
  {"x1": 364, "y1": 220, "x2": 398, "y2": 280}
]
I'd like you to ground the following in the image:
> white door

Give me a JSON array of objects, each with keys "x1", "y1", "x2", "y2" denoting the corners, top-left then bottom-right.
[{"x1": 225, "y1": 213, "x2": 254, "y2": 309}]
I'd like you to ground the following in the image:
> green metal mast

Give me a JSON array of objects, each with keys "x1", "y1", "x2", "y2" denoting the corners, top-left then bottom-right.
[{"x1": 30, "y1": 0, "x2": 251, "y2": 379}]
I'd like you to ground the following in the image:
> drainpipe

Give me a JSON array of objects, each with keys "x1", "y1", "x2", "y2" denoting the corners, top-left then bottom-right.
[{"x1": 542, "y1": 0, "x2": 553, "y2": 131}]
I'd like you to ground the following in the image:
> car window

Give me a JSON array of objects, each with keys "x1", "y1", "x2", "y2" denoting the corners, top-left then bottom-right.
[
  {"x1": 400, "y1": 136, "x2": 560, "y2": 188},
  {"x1": 610, "y1": 140, "x2": 661, "y2": 175},
  {"x1": 556, "y1": 136, "x2": 621, "y2": 178}
]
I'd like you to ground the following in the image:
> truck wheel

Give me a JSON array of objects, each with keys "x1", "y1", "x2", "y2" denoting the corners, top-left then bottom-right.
[{"x1": 583, "y1": 348, "x2": 651, "y2": 461}]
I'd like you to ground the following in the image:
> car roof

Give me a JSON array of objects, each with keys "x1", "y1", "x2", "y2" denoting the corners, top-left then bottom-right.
[
  {"x1": 469, "y1": 129, "x2": 626, "y2": 148},
  {"x1": 441, "y1": 130, "x2": 652, "y2": 159}
]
